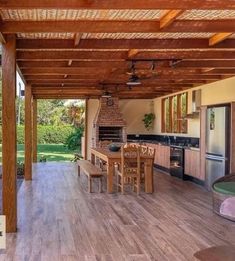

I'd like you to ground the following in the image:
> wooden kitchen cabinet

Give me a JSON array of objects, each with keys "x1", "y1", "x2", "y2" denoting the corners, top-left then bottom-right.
[
  {"x1": 184, "y1": 149, "x2": 202, "y2": 180},
  {"x1": 146, "y1": 143, "x2": 170, "y2": 169}
]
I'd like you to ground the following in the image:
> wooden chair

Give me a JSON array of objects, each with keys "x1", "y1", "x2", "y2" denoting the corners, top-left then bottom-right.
[
  {"x1": 125, "y1": 142, "x2": 139, "y2": 148},
  {"x1": 116, "y1": 146, "x2": 141, "y2": 195},
  {"x1": 140, "y1": 145, "x2": 155, "y2": 183}
]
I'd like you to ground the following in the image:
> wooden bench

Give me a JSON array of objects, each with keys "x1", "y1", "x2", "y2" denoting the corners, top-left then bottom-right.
[{"x1": 77, "y1": 160, "x2": 104, "y2": 193}]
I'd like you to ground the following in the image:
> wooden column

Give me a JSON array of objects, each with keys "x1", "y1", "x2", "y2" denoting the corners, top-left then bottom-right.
[
  {"x1": 84, "y1": 99, "x2": 88, "y2": 160},
  {"x1": 32, "y1": 99, "x2": 37, "y2": 162},
  {"x1": 200, "y1": 106, "x2": 207, "y2": 181},
  {"x1": 24, "y1": 84, "x2": 33, "y2": 180},
  {"x1": 2, "y1": 34, "x2": 17, "y2": 232}
]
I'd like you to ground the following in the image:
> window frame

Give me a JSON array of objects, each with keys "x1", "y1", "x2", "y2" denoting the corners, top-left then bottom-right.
[{"x1": 161, "y1": 92, "x2": 188, "y2": 134}]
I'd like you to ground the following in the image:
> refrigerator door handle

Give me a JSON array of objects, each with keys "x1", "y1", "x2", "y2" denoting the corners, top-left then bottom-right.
[
  {"x1": 206, "y1": 155, "x2": 227, "y2": 162},
  {"x1": 206, "y1": 152, "x2": 223, "y2": 158}
]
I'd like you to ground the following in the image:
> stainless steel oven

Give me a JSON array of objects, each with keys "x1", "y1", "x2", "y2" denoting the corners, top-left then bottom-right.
[{"x1": 170, "y1": 146, "x2": 185, "y2": 179}]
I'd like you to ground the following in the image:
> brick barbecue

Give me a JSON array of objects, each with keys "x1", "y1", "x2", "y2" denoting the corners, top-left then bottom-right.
[{"x1": 92, "y1": 97, "x2": 127, "y2": 147}]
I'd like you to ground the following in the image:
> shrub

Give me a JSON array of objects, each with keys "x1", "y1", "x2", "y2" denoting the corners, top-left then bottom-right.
[
  {"x1": 37, "y1": 125, "x2": 75, "y2": 144},
  {"x1": 65, "y1": 126, "x2": 84, "y2": 150},
  {"x1": 0, "y1": 125, "x2": 75, "y2": 144}
]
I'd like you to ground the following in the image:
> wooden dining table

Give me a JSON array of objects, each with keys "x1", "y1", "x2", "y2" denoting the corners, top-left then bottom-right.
[{"x1": 91, "y1": 147, "x2": 154, "y2": 193}]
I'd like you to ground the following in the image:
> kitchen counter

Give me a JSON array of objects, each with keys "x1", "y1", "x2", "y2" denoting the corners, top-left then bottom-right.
[{"x1": 127, "y1": 139, "x2": 200, "y2": 150}]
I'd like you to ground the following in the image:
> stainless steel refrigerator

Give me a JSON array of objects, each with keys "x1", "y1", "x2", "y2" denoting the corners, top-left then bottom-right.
[{"x1": 205, "y1": 106, "x2": 230, "y2": 191}]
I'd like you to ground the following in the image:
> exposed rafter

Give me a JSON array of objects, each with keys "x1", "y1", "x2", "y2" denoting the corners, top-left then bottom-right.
[
  {"x1": 74, "y1": 33, "x2": 82, "y2": 47},
  {"x1": 160, "y1": 10, "x2": 183, "y2": 29},
  {"x1": 209, "y1": 32, "x2": 233, "y2": 46},
  {"x1": 127, "y1": 49, "x2": 139, "y2": 59}
]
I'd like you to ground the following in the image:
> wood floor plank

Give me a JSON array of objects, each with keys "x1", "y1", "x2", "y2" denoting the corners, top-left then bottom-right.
[{"x1": 0, "y1": 162, "x2": 234, "y2": 261}]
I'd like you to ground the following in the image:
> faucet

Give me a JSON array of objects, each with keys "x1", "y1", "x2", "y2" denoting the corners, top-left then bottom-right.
[{"x1": 167, "y1": 136, "x2": 171, "y2": 145}]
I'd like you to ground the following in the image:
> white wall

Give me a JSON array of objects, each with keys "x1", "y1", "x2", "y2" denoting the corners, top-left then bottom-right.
[{"x1": 119, "y1": 99, "x2": 155, "y2": 134}]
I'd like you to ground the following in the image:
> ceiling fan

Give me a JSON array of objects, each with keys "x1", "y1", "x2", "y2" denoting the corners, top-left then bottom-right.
[
  {"x1": 126, "y1": 61, "x2": 142, "y2": 87},
  {"x1": 126, "y1": 61, "x2": 158, "y2": 82},
  {"x1": 101, "y1": 90, "x2": 112, "y2": 98}
]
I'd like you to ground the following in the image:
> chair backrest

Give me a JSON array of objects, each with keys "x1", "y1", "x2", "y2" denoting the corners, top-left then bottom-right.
[
  {"x1": 147, "y1": 146, "x2": 155, "y2": 159},
  {"x1": 98, "y1": 140, "x2": 112, "y2": 148},
  {"x1": 125, "y1": 142, "x2": 140, "y2": 148},
  {"x1": 140, "y1": 145, "x2": 148, "y2": 156},
  {"x1": 121, "y1": 146, "x2": 140, "y2": 176}
]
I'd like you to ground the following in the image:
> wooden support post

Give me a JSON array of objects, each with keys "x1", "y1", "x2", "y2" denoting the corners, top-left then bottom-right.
[
  {"x1": 200, "y1": 106, "x2": 207, "y2": 181},
  {"x1": 2, "y1": 34, "x2": 17, "y2": 232},
  {"x1": 84, "y1": 99, "x2": 88, "y2": 160},
  {"x1": 24, "y1": 84, "x2": 33, "y2": 180},
  {"x1": 32, "y1": 99, "x2": 37, "y2": 162}
]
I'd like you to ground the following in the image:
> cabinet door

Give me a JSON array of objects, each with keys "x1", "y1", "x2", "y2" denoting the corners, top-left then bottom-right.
[
  {"x1": 185, "y1": 150, "x2": 201, "y2": 179},
  {"x1": 194, "y1": 151, "x2": 201, "y2": 179},
  {"x1": 164, "y1": 146, "x2": 170, "y2": 169},
  {"x1": 159, "y1": 145, "x2": 164, "y2": 166},
  {"x1": 184, "y1": 149, "x2": 192, "y2": 175}
]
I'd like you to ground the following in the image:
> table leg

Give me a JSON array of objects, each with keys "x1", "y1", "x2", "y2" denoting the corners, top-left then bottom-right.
[
  {"x1": 145, "y1": 158, "x2": 154, "y2": 193},
  {"x1": 107, "y1": 161, "x2": 114, "y2": 193}
]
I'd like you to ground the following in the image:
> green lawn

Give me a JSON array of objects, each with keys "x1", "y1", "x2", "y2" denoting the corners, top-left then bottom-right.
[{"x1": 0, "y1": 144, "x2": 79, "y2": 162}]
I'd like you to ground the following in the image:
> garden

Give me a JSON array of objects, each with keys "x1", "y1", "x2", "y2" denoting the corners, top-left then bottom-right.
[{"x1": 0, "y1": 94, "x2": 85, "y2": 162}]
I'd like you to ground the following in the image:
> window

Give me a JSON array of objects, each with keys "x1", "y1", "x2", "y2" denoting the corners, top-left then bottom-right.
[{"x1": 162, "y1": 92, "x2": 188, "y2": 133}]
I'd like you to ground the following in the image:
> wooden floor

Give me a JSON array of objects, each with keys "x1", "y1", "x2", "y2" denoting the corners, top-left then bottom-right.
[{"x1": 0, "y1": 162, "x2": 235, "y2": 261}]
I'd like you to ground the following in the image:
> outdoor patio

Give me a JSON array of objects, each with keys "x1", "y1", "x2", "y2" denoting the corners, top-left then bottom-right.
[{"x1": 0, "y1": 162, "x2": 234, "y2": 260}]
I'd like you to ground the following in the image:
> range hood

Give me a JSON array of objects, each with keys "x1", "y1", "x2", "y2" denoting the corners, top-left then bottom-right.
[{"x1": 184, "y1": 89, "x2": 201, "y2": 119}]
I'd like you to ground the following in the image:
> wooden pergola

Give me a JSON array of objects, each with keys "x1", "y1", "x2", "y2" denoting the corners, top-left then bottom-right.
[{"x1": 1, "y1": 0, "x2": 235, "y2": 232}]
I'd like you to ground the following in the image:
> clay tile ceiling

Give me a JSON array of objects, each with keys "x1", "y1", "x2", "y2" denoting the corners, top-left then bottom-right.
[{"x1": 1, "y1": 1, "x2": 235, "y2": 99}]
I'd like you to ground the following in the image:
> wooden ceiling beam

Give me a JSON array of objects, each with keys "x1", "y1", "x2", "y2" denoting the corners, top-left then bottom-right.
[
  {"x1": 3, "y1": 20, "x2": 235, "y2": 33},
  {"x1": 33, "y1": 95, "x2": 163, "y2": 100},
  {"x1": 160, "y1": 10, "x2": 183, "y2": 29},
  {"x1": 177, "y1": 60, "x2": 235, "y2": 68},
  {"x1": 105, "y1": 75, "x2": 223, "y2": 80},
  {"x1": 17, "y1": 60, "x2": 235, "y2": 69},
  {"x1": 23, "y1": 73, "x2": 222, "y2": 80},
  {"x1": 16, "y1": 38, "x2": 235, "y2": 50},
  {"x1": 1, "y1": 0, "x2": 234, "y2": 9},
  {"x1": 23, "y1": 73, "x2": 222, "y2": 81},
  {"x1": 29, "y1": 82, "x2": 195, "y2": 87},
  {"x1": 17, "y1": 51, "x2": 127, "y2": 60},
  {"x1": 18, "y1": 61, "x2": 129, "y2": 68},
  {"x1": 16, "y1": 50, "x2": 235, "y2": 60},
  {"x1": 202, "y1": 68, "x2": 235, "y2": 74},
  {"x1": 31, "y1": 85, "x2": 188, "y2": 91},
  {"x1": 21, "y1": 67, "x2": 205, "y2": 75},
  {"x1": 29, "y1": 79, "x2": 197, "y2": 84},
  {"x1": 209, "y1": 32, "x2": 233, "y2": 46}
]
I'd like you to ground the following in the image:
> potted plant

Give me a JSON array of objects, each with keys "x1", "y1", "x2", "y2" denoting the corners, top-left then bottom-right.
[
  {"x1": 17, "y1": 161, "x2": 25, "y2": 178},
  {"x1": 143, "y1": 113, "x2": 155, "y2": 131}
]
